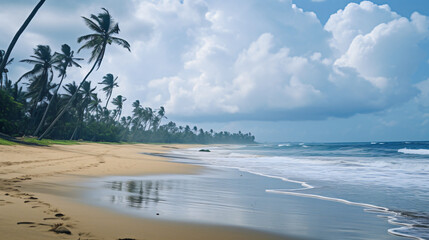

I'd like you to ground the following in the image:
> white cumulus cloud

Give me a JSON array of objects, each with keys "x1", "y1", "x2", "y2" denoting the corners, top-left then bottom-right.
[{"x1": 133, "y1": 0, "x2": 429, "y2": 121}]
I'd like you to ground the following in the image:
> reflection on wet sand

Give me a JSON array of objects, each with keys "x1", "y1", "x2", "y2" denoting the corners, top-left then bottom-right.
[
  {"x1": 107, "y1": 180, "x2": 179, "y2": 208},
  {"x1": 90, "y1": 171, "x2": 404, "y2": 240}
]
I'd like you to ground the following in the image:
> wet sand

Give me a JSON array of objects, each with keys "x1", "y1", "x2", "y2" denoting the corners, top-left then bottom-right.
[{"x1": 0, "y1": 143, "x2": 288, "y2": 240}]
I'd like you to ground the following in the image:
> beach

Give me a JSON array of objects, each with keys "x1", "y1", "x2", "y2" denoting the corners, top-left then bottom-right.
[{"x1": 0, "y1": 143, "x2": 287, "y2": 240}]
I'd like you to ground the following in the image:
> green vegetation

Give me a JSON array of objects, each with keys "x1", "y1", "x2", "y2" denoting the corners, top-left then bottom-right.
[
  {"x1": 0, "y1": 7, "x2": 255, "y2": 145},
  {"x1": 19, "y1": 138, "x2": 81, "y2": 146},
  {"x1": 0, "y1": 138, "x2": 17, "y2": 145}
]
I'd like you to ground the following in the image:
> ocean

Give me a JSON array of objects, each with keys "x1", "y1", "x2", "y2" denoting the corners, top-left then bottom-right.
[{"x1": 82, "y1": 142, "x2": 429, "y2": 240}]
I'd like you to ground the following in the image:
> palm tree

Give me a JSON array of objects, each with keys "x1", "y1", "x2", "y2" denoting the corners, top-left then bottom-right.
[
  {"x1": 33, "y1": 44, "x2": 82, "y2": 136},
  {"x1": 62, "y1": 82, "x2": 83, "y2": 140},
  {"x1": 67, "y1": 80, "x2": 97, "y2": 140},
  {"x1": 62, "y1": 82, "x2": 81, "y2": 110},
  {"x1": 151, "y1": 106, "x2": 167, "y2": 131},
  {"x1": 0, "y1": 50, "x2": 14, "y2": 89},
  {"x1": 131, "y1": 100, "x2": 142, "y2": 130},
  {"x1": 0, "y1": 0, "x2": 45, "y2": 76},
  {"x1": 39, "y1": 8, "x2": 130, "y2": 140},
  {"x1": 19, "y1": 45, "x2": 56, "y2": 131},
  {"x1": 88, "y1": 93, "x2": 102, "y2": 120},
  {"x1": 80, "y1": 81, "x2": 97, "y2": 118},
  {"x1": 99, "y1": 73, "x2": 118, "y2": 108},
  {"x1": 18, "y1": 45, "x2": 55, "y2": 84},
  {"x1": 111, "y1": 95, "x2": 126, "y2": 120}
]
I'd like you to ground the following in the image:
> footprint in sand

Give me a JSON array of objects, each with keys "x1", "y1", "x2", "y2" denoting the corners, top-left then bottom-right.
[
  {"x1": 17, "y1": 221, "x2": 72, "y2": 235},
  {"x1": 50, "y1": 223, "x2": 72, "y2": 235},
  {"x1": 0, "y1": 199, "x2": 13, "y2": 206},
  {"x1": 17, "y1": 221, "x2": 34, "y2": 224}
]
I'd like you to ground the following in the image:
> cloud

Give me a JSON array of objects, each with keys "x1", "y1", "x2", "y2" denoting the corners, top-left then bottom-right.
[
  {"x1": 2, "y1": 0, "x2": 429, "y2": 122},
  {"x1": 416, "y1": 78, "x2": 429, "y2": 109},
  {"x1": 335, "y1": 13, "x2": 429, "y2": 90},
  {"x1": 137, "y1": 0, "x2": 429, "y2": 121},
  {"x1": 325, "y1": 1, "x2": 400, "y2": 53}
]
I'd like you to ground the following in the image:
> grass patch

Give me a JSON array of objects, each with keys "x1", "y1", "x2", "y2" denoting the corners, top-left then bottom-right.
[
  {"x1": 96, "y1": 141, "x2": 138, "y2": 145},
  {"x1": 1, "y1": 137, "x2": 140, "y2": 146},
  {"x1": 0, "y1": 138, "x2": 18, "y2": 145},
  {"x1": 20, "y1": 138, "x2": 81, "y2": 146}
]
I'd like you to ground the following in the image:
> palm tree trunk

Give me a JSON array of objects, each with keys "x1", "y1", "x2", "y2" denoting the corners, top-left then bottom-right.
[
  {"x1": 28, "y1": 72, "x2": 47, "y2": 134},
  {"x1": 0, "y1": 0, "x2": 45, "y2": 75},
  {"x1": 38, "y1": 47, "x2": 104, "y2": 140},
  {"x1": 117, "y1": 110, "x2": 121, "y2": 121},
  {"x1": 4, "y1": 73, "x2": 8, "y2": 90},
  {"x1": 105, "y1": 92, "x2": 111, "y2": 108},
  {"x1": 70, "y1": 124, "x2": 78, "y2": 140},
  {"x1": 33, "y1": 74, "x2": 65, "y2": 136}
]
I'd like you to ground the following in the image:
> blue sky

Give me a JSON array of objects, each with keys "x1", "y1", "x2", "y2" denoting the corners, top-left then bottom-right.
[{"x1": 1, "y1": 0, "x2": 429, "y2": 142}]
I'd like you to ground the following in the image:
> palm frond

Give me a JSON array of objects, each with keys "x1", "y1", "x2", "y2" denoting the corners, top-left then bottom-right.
[
  {"x1": 17, "y1": 65, "x2": 44, "y2": 82},
  {"x1": 61, "y1": 44, "x2": 72, "y2": 56},
  {"x1": 6, "y1": 58, "x2": 14, "y2": 65},
  {"x1": 77, "y1": 34, "x2": 102, "y2": 44},
  {"x1": 90, "y1": 14, "x2": 103, "y2": 29},
  {"x1": 20, "y1": 59, "x2": 44, "y2": 65},
  {"x1": 78, "y1": 38, "x2": 101, "y2": 54},
  {"x1": 82, "y1": 16, "x2": 103, "y2": 34},
  {"x1": 108, "y1": 23, "x2": 120, "y2": 35},
  {"x1": 99, "y1": 8, "x2": 112, "y2": 32},
  {"x1": 110, "y1": 37, "x2": 131, "y2": 51},
  {"x1": 71, "y1": 60, "x2": 83, "y2": 68},
  {"x1": 88, "y1": 44, "x2": 103, "y2": 63}
]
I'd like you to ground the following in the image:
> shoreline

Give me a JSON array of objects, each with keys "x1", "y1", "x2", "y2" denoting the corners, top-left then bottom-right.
[{"x1": 0, "y1": 143, "x2": 289, "y2": 240}]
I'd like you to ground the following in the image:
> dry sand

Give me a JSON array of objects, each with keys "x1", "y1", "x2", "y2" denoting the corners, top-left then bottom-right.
[{"x1": 0, "y1": 143, "x2": 288, "y2": 240}]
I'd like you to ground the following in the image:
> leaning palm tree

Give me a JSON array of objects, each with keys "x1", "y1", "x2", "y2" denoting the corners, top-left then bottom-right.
[
  {"x1": 143, "y1": 107, "x2": 154, "y2": 130},
  {"x1": 99, "y1": 73, "x2": 118, "y2": 108},
  {"x1": 39, "y1": 8, "x2": 130, "y2": 140},
  {"x1": 0, "y1": 50, "x2": 14, "y2": 89},
  {"x1": 111, "y1": 94, "x2": 126, "y2": 120},
  {"x1": 0, "y1": 0, "x2": 45, "y2": 76},
  {"x1": 69, "y1": 80, "x2": 97, "y2": 140},
  {"x1": 19, "y1": 45, "x2": 56, "y2": 131},
  {"x1": 33, "y1": 44, "x2": 82, "y2": 136}
]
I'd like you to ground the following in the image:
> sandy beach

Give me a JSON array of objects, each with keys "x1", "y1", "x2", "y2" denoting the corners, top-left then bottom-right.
[{"x1": 0, "y1": 143, "x2": 287, "y2": 240}]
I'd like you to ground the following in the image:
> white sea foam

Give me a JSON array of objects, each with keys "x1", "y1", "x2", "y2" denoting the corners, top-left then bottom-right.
[
  {"x1": 174, "y1": 146, "x2": 429, "y2": 192},
  {"x1": 398, "y1": 148, "x2": 429, "y2": 155}
]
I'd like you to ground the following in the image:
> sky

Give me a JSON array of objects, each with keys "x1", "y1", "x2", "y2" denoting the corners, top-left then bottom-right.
[{"x1": 1, "y1": 0, "x2": 429, "y2": 142}]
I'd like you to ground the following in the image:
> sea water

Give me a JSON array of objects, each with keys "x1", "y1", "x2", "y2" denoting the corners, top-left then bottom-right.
[
  {"x1": 82, "y1": 142, "x2": 429, "y2": 240},
  {"x1": 170, "y1": 142, "x2": 429, "y2": 239}
]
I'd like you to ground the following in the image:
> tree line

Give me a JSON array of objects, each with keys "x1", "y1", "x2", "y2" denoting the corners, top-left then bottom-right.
[{"x1": 0, "y1": 5, "x2": 255, "y2": 144}]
